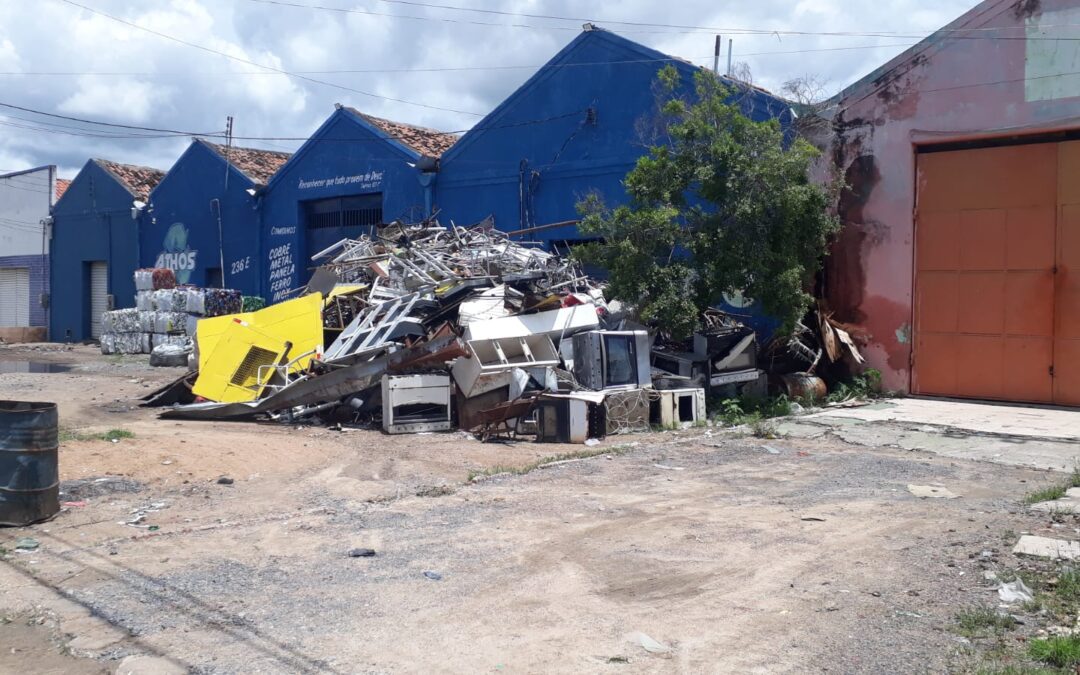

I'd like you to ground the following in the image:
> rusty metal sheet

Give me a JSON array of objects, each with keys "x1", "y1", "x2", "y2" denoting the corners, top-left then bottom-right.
[
  {"x1": 914, "y1": 145, "x2": 1056, "y2": 403},
  {"x1": 1055, "y1": 143, "x2": 1080, "y2": 405}
]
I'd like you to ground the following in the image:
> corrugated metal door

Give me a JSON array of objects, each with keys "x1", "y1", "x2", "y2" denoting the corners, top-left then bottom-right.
[
  {"x1": 914, "y1": 144, "x2": 1057, "y2": 403},
  {"x1": 0, "y1": 267, "x2": 30, "y2": 327},
  {"x1": 89, "y1": 261, "x2": 108, "y2": 340},
  {"x1": 1056, "y1": 143, "x2": 1080, "y2": 405}
]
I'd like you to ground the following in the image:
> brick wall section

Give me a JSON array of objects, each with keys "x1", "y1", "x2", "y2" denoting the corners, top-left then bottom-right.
[{"x1": 0, "y1": 253, "x2": 49, "y2": 328}]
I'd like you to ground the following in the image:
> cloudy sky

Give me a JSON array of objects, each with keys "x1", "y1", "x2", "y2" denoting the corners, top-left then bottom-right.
[{"x1": 0, "y1": 0, "x2": 975, "y2": 177}]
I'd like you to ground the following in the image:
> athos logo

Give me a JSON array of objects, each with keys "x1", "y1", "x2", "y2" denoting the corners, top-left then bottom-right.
[{"x1": 155, "y1": 223, "x2": 198, "y2": 284}]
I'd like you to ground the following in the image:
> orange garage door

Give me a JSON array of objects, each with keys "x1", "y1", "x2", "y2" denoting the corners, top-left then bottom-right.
[{"x1": 914, "y1": 141, "x2": 1078, "y2": 405}]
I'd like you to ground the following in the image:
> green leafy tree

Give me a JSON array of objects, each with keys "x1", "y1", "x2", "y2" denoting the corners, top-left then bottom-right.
[{"x1": 576, "y1": 66, "x2": 840, "y2": 338}]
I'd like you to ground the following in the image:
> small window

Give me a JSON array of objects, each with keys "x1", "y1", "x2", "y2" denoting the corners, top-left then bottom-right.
[
  {"x1": 304, "y1": 194, "x2": 383, "y2": 230},
  {"x1": 205, "y1": 267, "x2": 223, "y2": 289}
]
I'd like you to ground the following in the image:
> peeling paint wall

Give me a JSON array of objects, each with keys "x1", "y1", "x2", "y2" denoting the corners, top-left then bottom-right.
[{"x1": 820, "y1": 0, "x2": 1080, "y2": 393}]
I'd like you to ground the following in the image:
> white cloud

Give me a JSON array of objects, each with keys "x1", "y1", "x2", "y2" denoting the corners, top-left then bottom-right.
[
  {"x1": 58, "y1": 77, "x2": 169, "y2": 121},
  {"x1": 0, "y1": 37, "x2": 19, "y2": 71},
  {"x1": 0, "y1": 0, "x2": 977, "y2": 176}
]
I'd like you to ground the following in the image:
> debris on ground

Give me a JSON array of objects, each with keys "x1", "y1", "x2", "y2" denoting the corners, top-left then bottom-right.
[
  {"x1": 998, "y1": 578, "x2": 1035, "y2": 604},
  {"x1": 14, "y1": 537, "x2": 40, "y2": 551},
  {"x1": 1013, "y1": 535, "x2": 1080, "y2": 561},
  {"x1": 628, "y1": 632, "x2": 672, "y2": 654},
  {"x1": 423, "y1": 570, "x2": 443, "y2": 581},
  {"x1": 760, "y1": 300, "x2": 867, "y2": 397},
  {"x1": 907, "y1": 484, "x2": 960, "y2": 500},
  {"x1": 347, "y1": 548, "x2": 377, "y2": 558}
]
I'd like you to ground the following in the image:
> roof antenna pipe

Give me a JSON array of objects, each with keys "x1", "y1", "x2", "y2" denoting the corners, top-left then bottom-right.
[{"x1": 713, "y1": 35, "x2": 721, "y2": 74}]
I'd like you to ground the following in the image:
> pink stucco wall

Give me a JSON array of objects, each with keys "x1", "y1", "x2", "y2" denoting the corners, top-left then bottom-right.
[{"x1": 821, "y1": 0, "x2": 1080, "y2": 392}]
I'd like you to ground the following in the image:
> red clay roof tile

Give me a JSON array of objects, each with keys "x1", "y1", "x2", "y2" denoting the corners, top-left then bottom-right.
[
  {"x1": 347, "y1": 108, "x2": 459, "y2": 158},
  {"x1": 201, "y1": 141, "x2": 292, "y2": 185},
  {"x1": 54, "y1": 178, "x2": 71, "y2": 201},
  {"x1": 94, "y1": 160, "x2": 165, "y2": 201}
]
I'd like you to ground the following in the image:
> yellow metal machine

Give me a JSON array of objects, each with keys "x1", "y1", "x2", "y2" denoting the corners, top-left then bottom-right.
[{"x1": 192, "y1": 293, "x2": 325, "y2": 403}]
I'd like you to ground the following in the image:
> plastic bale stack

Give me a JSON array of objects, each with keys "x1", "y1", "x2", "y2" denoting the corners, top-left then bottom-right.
[
  {"x1": 101, "y1": 268, "x2": 253, "y2": 357},
  {"x1": 100, "y1": 308, "x2": 151, "y2": 355}
]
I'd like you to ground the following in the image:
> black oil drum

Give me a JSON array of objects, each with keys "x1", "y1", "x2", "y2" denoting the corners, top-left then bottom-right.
[{"x1": 0, "y1": 401, "x2": 59, "y2": 526}]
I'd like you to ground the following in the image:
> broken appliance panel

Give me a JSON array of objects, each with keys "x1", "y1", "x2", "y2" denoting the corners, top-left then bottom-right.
[
  {"x1": 451, "y1": 334, "x2": 561, "y2": 398},
  {"x1": 535, "y1": 396, "x2": 590, "y2": 443},
  {"x1": 381, "y1": 374, "x2": 452, "y2": 434},
  {"x1": 649, "y1": 388, "x2": 706, "y2": 428},
  {"x1": 572, "y1": 330, "x2": 651, "y2": 392}
]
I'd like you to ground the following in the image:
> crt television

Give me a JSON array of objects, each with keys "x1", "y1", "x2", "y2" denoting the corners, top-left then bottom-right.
[{"x1": 571, "y1": 330, "x2": 652, "y2": 391}]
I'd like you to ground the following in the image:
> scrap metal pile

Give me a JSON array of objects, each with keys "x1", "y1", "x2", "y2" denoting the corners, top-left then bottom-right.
[{"x1": 148, "y1": 220, "x2": 768, "y2": 442}]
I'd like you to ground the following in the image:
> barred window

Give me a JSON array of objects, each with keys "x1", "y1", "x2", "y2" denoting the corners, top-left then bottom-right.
[{"x1": 305, "y1": 194, "x2": 383, "y2": 230}]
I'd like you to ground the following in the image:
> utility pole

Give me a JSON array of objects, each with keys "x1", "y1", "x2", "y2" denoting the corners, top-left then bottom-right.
[
  {"x1": 713, "y1": 35, "x2": 721, "y2": 74},
  {"x1": 225, "y1": 117, "x2": 234, "y2": 180},
  {"x1": 727, "y1": 39, "x2": 733, "y2": 77},
  {"x1": 220, "y1": 115, "x2": 234, "y2": 288}
]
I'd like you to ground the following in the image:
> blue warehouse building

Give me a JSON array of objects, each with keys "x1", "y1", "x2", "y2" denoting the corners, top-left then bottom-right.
[
  {"x1": 436, "y1": 26, "x2": 795, "y2": 246},
  {"x1": 255, "y1": 28, "x2": 794, "y2": 307},
  {"x1": 49, "y1": 159, "x2": 164, "y2": 342},
  {"x1": 258, "y1": 105, "x2": 457, "y2": 303},
  {"x1": 46, "y1": 27, "x2": 797, "y2": 343},
  {"x1": 141, "y1": 139, "x2": 290, "y2": 296}
]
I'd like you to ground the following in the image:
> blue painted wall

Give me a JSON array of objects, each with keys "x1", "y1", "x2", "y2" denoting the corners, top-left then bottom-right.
[
  {"x1": 258, "y1": 107, "x2": 432, "y2": 302},
  {"x1": 436, "y1": 29, "x2": 793, "y2": 242},
  {"x1": 142, "y1": 140, "x2": 261, "y2": 295},
  {"x1": 49, "y1": 160, "x2": 141, "y2": 342}
]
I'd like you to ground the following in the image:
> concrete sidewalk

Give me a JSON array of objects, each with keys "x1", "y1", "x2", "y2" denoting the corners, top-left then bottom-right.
[
  {"x1": 809, "y1": 398, "x2": 1079, "y2": 442},
  {"x1": 781, "y1": 398, "x2": 1080, "y2": 473}
]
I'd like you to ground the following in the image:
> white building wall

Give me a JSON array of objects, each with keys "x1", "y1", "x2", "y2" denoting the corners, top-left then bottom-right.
[{"x1": 0, "y1": 166, "x2": 54, "y2": 257}]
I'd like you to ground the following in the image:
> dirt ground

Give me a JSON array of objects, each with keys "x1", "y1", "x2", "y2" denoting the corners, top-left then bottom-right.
[{"x1": 0, "y1": 343, "x2": 1074, "y2": 673}]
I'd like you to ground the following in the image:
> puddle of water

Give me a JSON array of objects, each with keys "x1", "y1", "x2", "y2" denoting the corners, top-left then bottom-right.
[{"x1": 0, "y1": 361, "x2": 74, "y2": 374}]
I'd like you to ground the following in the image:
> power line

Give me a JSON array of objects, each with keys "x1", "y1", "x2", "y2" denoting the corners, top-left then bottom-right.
[
  {"x1": 0, "y1": 117, "x2": 193, "y2": 140},
  {"x1": 834, "y1": 66, "x2": 1080, "y2": 116},
  {"x1": 246, "y1": 0, "x2": 581, "y2": 33},
  {"x1": 56, "y1": 0, "x2": 484, "y2": 117},
  {"x1": 0, "y1": 101, "x2": 217, "y2": 136},
  {"x1": 0, "y1": 43, "x2": 923, "y2": 77},
  {"x1": 0, "y1": 176, "x2": 54, "y2": 195},
  {"x1": 250, "y1": 0, "x2": 1080, "y2": 40},
  {"x1": 0, "y1": 169, "x2": 55, "y2": 188}
]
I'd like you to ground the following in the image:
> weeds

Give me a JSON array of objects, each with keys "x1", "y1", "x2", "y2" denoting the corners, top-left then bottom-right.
[
  {"x1": 974, "y1": 665, "x2": 1059, "y2": 675},
  {"x1": 59, "y1": 428, "x2": 135, "y2": 443},
  {"x1": 712, "y1": 395, "x2": 792, "y2": 428},
  {"x1": 1029, "y1": 635, "x2": 1080, "y2": 668},
  {"x1": 750, "y1": 417, "x2": 779, "y2": 439},
  {"x1": 1024, "y1": 484, "x2": 1068, "y2": 505},
  {"x1": 953, "y1": 606, "x2": 1016, "y2": 638},
  {"x1": 1055, "y1": 568, "x2": 1080, "y2": 604},
  {"x1": 825, "y1": 368, "x2": 884, "y2": 404},
  {"x1": 972, "y1": 557, "x2": 1080, "y2": 670}
]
